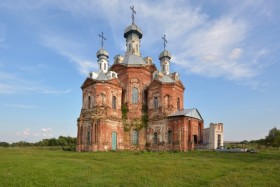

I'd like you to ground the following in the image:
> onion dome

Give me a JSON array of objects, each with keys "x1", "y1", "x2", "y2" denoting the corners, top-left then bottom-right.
[
  {"x1": 96, "y1": 48, "x2": 109, "y2": 59},
  {"x1": 159, "y1": 50, "x2": 171, "y2": 60},
  {"x1": 124, "y1": 24, "x2": 143, "y2": 39}
]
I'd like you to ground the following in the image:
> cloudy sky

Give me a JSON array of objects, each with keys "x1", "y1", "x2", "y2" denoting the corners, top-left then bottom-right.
[{"x1": 0, "y1": 0, "x2": 279, "y2": 143}]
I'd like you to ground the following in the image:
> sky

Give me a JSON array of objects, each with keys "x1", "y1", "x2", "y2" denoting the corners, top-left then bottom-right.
[{"x1": 0, "y1": 0, "x2": 279, "y2": 143}]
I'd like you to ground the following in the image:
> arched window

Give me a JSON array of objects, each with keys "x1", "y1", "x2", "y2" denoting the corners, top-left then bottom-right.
[
  {"x1": 101, "y1": 94, "x2": 106, "y2": 106},
  {"x1": 164, "y1": 95, "x2": 170, "y2": 108},
  {"x1": 104, "y1": 63, "x2": 106, "y2": 71},
  {"x1": 112, "y1": 96, "x2": 116, "y2": 109},
  {"x1": 177, "y1": 98, "x2": 180, "y2": 111},
  {"x1": 87, "y1": 131, "x2": 91, "y2": 145},
  {"x1": 153, "y1": 132, "x2": 158, "y2": 144},
  {"x1": 132, "y1": 87, "x2": 138, "y2": 104},
  {"x1": 99, "y1": 63, "x2": 102, "y2": 70},
  {"x1": 129, "y1": 44, "x2": 131, "y2": 52},
  {"x1": 168, "y1": 130, "x2": 172, "y2": 144},
  {"x1": 132, "y1": 129, "x2": 138, "y2": 145},
  {"x1": 88, "y1": 96, "x2": 91, "y2": 109},
  {"x1": 154, "y1": 97, "x2": 159, "y2": 109}
]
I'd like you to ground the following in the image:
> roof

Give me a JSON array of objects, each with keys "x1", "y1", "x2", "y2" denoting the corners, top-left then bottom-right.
[
  {"x1": 168, "y1": 108, "x2": 203, "y2": 121},
  {"x1": 95, "y1": 70, "x2": 108, "y2": 81},
  {"x1": 159, "y1": 50, "x2": 171, "y2": 60},
  {"x1": 124, "y1": 24, "x2": 143, "y2": 39},
  {"x1": 159, "y1": 75, "x2": 175, "y2": 83},
  {"x1": 122, "y1": 54, "x2": 146, "y2": 65},
  {"x1": 96, "y1": 48, "x2": 109, "y2": 58}
]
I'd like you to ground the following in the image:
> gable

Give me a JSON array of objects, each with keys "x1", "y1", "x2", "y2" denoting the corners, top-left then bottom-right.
[
  {"x1": 148, "y1": 79, "x2": 162, "y2": 89},
  {"x1": 81, "y1": 78, "x2": 94, "y2": 89},
  {"x1": 106, "y1": 78, "x2": 123, "y2": 88},
  {"x1": 175, "y1": 80, "x2": 185, "y2": 90},
  {"x1": 168, "y1": 108, "x2": 203, "y2": 121}
]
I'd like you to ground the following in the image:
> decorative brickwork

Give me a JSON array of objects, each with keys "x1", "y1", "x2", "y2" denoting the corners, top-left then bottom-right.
[{"x1": 76, "y1": 17, "x2": 205, "y2": 152}]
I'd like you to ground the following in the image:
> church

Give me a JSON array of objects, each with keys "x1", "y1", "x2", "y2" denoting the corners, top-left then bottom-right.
[{"x1": 76, "y1": 7, "x2": 208, "y2": 152}]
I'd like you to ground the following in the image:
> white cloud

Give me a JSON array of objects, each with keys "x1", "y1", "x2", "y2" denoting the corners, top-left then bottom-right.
[
  {"x1": 23, "y1": 128, "x2": 30, "y2": 136},
  {"x1": 16, "y1": 127, "x2": 53, "y2": 139},
  {"x1": 1, "y1": 0, "x2": 273, "y2": 88},
  {"x1": 230, "y1": 48, "x2": 243, "y2": 60},
  {"x1": 86, "y1": 0, "x2": 264, "y2": 82},
  {"x1": 41, "y1": 34, "x2": 97, "y2": 75},
  {"x1": 42, "y1": 128, "x2": 52, "y2": 132},
  {"x1": 0, "y1": 70, "x2": 70, "y2": 95}
]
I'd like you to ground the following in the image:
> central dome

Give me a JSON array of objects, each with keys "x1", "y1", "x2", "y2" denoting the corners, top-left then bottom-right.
[{"x1": 124, "y1": 23, "x2": 143, "y2": 39}]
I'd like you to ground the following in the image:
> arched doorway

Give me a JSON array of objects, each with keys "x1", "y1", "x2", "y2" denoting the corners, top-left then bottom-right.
[{"x1": 112, "y1": 131, "x2": 117, "y2": 150}]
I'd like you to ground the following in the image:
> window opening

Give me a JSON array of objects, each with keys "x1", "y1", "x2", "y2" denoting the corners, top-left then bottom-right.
[
  {"x1": 154, "y1": 97, "x2": 159, "y2": 109},
  {"x1": 112, "y1": 96, "x2": 116, "y2": 109},
  {"x1": 177, "y1": 98, "x2": 180, "y2": 110},
  {"x1": 153, "y1": 132, "x2": 158, "y2": 144},
  {"x1": 87, "y1": 131, "x2": 91, "y2": 145},
  {"x1": 132, "y1": 129, "x2": 138, "y2": 145},
  {"x1": 132, "y1": 87, "x2": 138, "y2": 104},
  {"x1": 168, "y1": 130, "x2": 172, "y2": 144},
  {"x1": 88, "y1": 96, "x2": 91, "y2": 109}
]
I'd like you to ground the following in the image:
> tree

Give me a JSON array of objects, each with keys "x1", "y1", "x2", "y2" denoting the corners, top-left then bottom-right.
[
  {"x1": 265, "y1": 127, "x2": 280, "y2": 148},
  {"x1": 48, "y1": 138, "x2": 59, "y2": 146},
  {"x1": 0, "y1": 142, "x2": 9, "y2": 147},
  {"x1": 58, "y1": 136, "x2": 68, "y2": 146}
]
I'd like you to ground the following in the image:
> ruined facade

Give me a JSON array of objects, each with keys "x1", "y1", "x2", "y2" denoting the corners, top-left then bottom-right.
[
  {"x1": 76, "y1": 14, "x2": 205, "y2": 152},
  {"x1": 203, "y1": 123, "x2": 224, "y2": 149}
]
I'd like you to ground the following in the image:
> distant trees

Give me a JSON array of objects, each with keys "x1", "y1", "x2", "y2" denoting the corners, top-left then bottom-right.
[
  {"x1": 265, "y1": 127, "x2": 280, "y2": 148},
  {"x1": 0, "y1": 142, "x2": 9, "y2": 147},
  {"x1": 0, "y1": 136, "x2": 76, "y2": 149},
  {"x1": 35, "y1": 136, "x2": 76, "y2": 147}
]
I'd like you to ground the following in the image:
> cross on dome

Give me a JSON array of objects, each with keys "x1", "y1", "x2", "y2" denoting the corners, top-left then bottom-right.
[
  {"x1": 98, "y1": 32, "x2": 106, "y2": 48},
  {"x1": 130, "y1": 5, "x2": 136, "y2": 24},
  {"x1": 162, "y1": 34, "x2": 167, "y2": 50}
]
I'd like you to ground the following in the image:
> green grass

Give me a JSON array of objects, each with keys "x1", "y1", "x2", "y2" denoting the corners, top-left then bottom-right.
[{"x1": 0, "y1": 147, "x2": 279, "y2": 187}]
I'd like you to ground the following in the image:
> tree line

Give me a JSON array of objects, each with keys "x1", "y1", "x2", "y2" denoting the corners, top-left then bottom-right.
[
  {"x1": 250, "y1": 127, "x2": 280, "y2": 148},
  {"x1": 0, "y1": 136, "x2": 76, "y2": 148},
  {"x1": 1, "y1": 127, "x2": 279, "y2": 149}
]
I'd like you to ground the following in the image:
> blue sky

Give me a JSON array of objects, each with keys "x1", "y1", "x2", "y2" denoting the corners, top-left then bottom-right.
[{"x1": 0, "y1": 0, "x2": 279, "y2": 143}]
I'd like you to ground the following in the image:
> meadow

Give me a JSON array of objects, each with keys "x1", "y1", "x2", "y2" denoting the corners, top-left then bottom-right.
[{"x1": 0, "y1": 147, "x2": 279, "y2": 187}]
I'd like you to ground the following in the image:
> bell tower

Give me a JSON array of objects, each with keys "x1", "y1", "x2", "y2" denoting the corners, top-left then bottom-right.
[
  {"x1": 159, "y1": 35, "x2": 171, "y2": 75},
  {"x1": 124, "y1": 5, "x2": 143, "y2": 57},
  {"x1": 96, "y1": 32, "x2": 109, "y2": 73}
]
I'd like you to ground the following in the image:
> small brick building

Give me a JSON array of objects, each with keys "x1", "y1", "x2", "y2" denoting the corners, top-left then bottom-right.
[{"x1": 76, "y1": 18, "x2": 204, "y2": 152}]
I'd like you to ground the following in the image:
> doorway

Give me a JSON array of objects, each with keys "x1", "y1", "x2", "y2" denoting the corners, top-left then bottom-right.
[
  {"x1": 193, "y1": 135, "x2": 198, "y2": 144},
  {"x1": 112, "y1": 131, "x2": 117, "y2": 150},
  {"x1": 217, "y1": 134, "x2": 221, "y2": 148}
]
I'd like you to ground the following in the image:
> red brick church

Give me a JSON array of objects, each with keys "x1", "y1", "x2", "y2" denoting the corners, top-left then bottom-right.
[{"x1": 76, "y1": 7, "x2": 204, "y2": 152}]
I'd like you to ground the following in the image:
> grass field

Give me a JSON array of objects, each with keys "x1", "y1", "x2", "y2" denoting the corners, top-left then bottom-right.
[{"x1": 0, "y1": 147, "x2": 279, "y2": 187}]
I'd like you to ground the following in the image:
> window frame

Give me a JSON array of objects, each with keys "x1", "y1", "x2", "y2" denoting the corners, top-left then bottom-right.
[
  {"x1": 167, "y1": 130, "x2": 172, "y2": 144},
  {"x1": 154, "y1": 96, "x2": 159, "y2": 110},
  {"x1": 132, "y1": 129, "x2": 139, "y2": 145},
  {"x1": 132, "y1": 87, "x2": 138, "y2": 104},
  {"x1": 87, "y1": 130, "x2": 91, "y2": 145},
  {"x1": 153, "y1": 132, "x2": 158, "y2": 144},
  {"x1": 88, "y1": 96, "x2": 91, "y2": 109},
  {"x1": 177, "y1": 98, "x2": 180, "y2": 110},
  {"x1": 112, "y1": 96, "x2": 117, "y2": 109}
]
